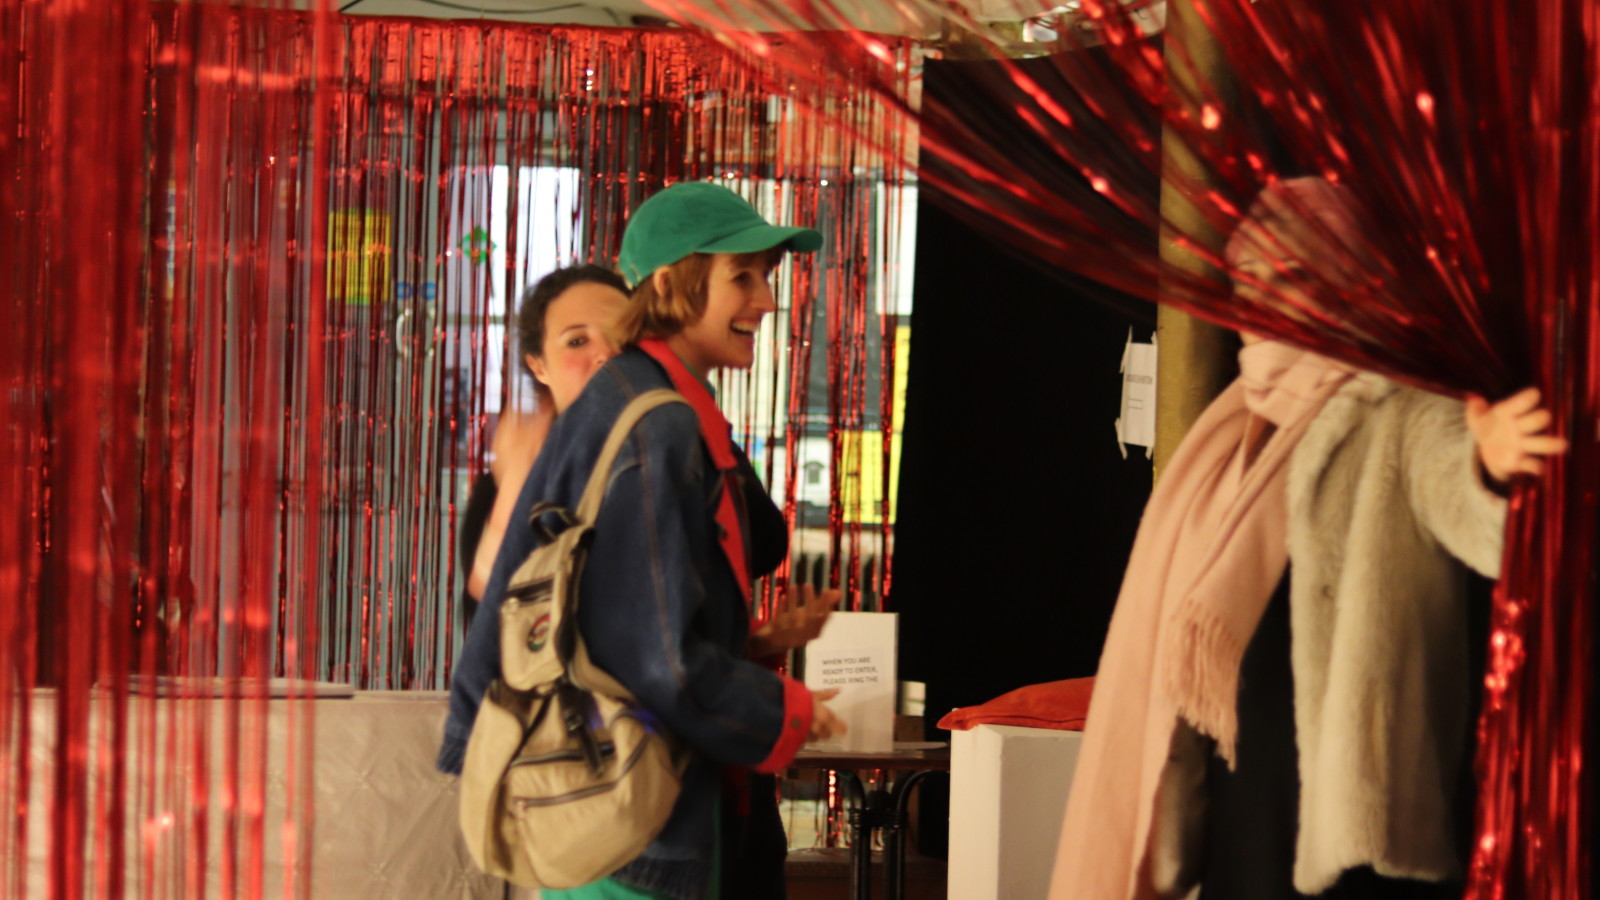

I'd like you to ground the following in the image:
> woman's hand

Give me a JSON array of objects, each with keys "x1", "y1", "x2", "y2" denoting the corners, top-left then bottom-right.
[
  {"x1": 809, "y1": 688, "x2": 848, "y2": 741},
  {"x1": 1466, "y1": 387, "x2": 1569, "y2": 486},
  {"x1": 489, "y1": 407, "x2": 553, "y2": 484},
  {"x1": 469, "y1": 407, "x2": 556, "y2": 598},
  {"x1": 747, "y1": 584, "x2": 841, "y2": 659}
]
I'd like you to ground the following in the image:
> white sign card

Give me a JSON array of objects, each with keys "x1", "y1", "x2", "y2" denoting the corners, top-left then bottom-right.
[
  {"x1": 1115, "y1": 327, "x2": 1157, "y2": 459},
  {"x1": 803, "y1": 611, "x2": 897, "y2": 752}
]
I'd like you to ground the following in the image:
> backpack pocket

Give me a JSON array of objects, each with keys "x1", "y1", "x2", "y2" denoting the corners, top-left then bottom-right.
[
  {"x1": 502, "y1": 693, "x2": 682, "y2": 888},
  {"x1": 500, "y1": 523, "x2": 590, "y2": 691}
]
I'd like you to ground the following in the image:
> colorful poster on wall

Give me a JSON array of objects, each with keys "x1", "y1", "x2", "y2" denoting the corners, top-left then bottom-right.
[
  {"x1": 327, "y1": 209, "x2": 392, "y2": 305},
  {"x1": 840, "y1": 323, "x2": 911, "y2": 525}
]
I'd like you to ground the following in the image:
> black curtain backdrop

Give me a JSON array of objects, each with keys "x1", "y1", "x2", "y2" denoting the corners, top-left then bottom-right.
[
  {"x1": 891, "y1": 51, "x2": 1159, "y2": 860},
  {"x1": 895, "y1": 194, "x2": 1154, "y2": 713}
]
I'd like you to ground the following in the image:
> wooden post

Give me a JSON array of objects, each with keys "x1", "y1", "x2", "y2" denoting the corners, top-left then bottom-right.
[{"x1": 1154, "y1": 0, "x2": 1236, "y2": 480}]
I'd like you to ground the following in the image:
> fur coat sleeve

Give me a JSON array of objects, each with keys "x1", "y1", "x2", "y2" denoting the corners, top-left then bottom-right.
[
  {"x1": 1285, "y1": 375, "x2": 1506, "y2": 893},
  {"x1": 1397, "y1": 385, "x2": 1507, "y2": 578}
]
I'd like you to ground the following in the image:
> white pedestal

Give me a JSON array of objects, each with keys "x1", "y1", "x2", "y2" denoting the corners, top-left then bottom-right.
[{"x1": 947, "y1": 724, "x2": 1084, "y2": 900}]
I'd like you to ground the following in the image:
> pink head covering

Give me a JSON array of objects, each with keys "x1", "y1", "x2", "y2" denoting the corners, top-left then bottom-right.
[
  {"x1": 1224, "y1": 176, "x2": 1373, "y2": 277},
  {"x1": 1223, "y1": 176, "x2": 1391, "y2": 345}
]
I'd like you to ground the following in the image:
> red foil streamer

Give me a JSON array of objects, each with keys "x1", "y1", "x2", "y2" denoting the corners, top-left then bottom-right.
[
  {"x1": 3, "y1": 5, "x2": 908, "y2": 893},
  {"x1": 640, "y1": 0, "x2": 1599, "y2": 895}
]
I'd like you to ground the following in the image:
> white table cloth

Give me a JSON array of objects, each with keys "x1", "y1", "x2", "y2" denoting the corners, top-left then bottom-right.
[{"x1": 23, "y1": 690, "x2": 532, "y2": 899}]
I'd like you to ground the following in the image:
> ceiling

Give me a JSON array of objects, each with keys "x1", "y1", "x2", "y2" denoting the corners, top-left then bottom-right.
[
  {"x1": 327, "y1": 0, "x2": 940, "y2": 33},
  {"x1": 320, "y1": 0, "x2": 1168, "y2": 39},
  {"x1": 332, "y1": 0, "x2": 669, "y2": 29}
]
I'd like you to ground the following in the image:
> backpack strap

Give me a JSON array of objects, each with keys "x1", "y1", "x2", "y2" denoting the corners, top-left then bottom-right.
[
  {"x1": 559, "y1": 388, "x2": 685, "y2": 701},
  {"x1": 574, "y1": 388, "x2": 685, "y2": 527}
]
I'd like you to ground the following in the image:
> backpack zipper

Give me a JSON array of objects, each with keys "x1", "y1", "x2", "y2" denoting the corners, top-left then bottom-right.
[{"x1": 510, "y1": 738, "x2": 653, "y2": 808}]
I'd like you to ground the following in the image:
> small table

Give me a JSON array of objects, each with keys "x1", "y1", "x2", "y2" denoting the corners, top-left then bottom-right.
[{"x1": 792, "y1": 743, "x2": 950, "y2": 900}]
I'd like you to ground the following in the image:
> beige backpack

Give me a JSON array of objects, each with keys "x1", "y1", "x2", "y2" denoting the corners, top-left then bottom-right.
[{"x1": 459, "y1": 389, "x2": 687, "y2": 889}]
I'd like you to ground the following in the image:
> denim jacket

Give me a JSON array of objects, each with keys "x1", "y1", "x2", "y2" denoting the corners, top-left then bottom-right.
[{"x1": 438, "y1": 347, "x2": 812, "y2": 900}]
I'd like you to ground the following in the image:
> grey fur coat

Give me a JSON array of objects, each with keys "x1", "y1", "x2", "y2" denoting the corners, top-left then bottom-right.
[{"x1": 1284, "y1": 373, "x2": 1505, "y2": 892}]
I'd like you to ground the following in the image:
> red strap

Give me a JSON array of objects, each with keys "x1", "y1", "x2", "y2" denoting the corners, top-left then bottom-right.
[
  {"x1": 637, "y1": 341, "x2": 812, "y2": 773},
  {"x1": 636, "y1": 339, "x2": 751, "y2": 607}
]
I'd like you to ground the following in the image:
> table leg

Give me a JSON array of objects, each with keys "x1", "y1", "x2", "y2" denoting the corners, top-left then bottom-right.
[
  {"x1": 883, "y1": 770, "x2": 942, "y2": 900},
  {"x1": 838, "y1": 771, "x2": 872, "y2": 900},
  {"x1": 816, "y1": 764, "x2": 947, "y2": 900}
]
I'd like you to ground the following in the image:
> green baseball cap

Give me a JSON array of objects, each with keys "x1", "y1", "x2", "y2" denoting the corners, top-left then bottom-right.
[{"x1": 618, "y1": 182, "x2": 823, "y2": 287}]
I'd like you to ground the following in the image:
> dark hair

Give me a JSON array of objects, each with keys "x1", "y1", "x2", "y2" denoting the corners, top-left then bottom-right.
[{"x1": 516, "y1": 264, "x2": 629, "y2": 376}]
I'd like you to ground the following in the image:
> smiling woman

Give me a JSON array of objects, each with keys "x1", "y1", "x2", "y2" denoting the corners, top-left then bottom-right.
[
  {"x1": 613, "y1": 182, "x2": 822, "y2": 369},
  {"x1": 687, "y1": 251, "x2": 783, "y2": 371},
  {"x1": 619, "y1": 249, "x2": 783, "y2": 373},
  {"x1": 440, "y1": 182, "x2": 846, "y2": 900}
]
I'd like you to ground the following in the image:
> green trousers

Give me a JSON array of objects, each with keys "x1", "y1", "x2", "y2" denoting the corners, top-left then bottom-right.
[
  {"x1": 540, "y1": 803, "x2": 723, "y2": 900},
  {"x1": 539, "y1": 879, "x2": 674, "y2": 900}
]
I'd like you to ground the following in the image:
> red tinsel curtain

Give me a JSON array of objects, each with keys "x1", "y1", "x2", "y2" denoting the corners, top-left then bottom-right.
[
  {"x1": 639, "y1": 0, "x2": 1598, "y2": 897},
  {"x1": 1, "y1": 4, "x2": 909, "y2": 895}
]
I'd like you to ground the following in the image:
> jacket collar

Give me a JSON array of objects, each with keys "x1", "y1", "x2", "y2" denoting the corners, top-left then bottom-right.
[
  {"x1": 637, "y1": 339, "x2": 738, "y2": 473},
  {"x1": 636, "y1": 339, "x2": 752, "y2": 607}
]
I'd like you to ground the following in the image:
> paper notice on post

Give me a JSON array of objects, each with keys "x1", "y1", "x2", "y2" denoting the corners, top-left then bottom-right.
[
  {"x1": 1115, "y1": 328, "x2": 1157, "y2": 458},
  {"x1": 803, "y1": 611, "x2": 897, "y2": 752}
]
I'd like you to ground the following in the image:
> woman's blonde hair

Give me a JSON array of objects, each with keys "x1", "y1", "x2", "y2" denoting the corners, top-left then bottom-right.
[{"x1": 617, "y1": 247, "x2": 786, "y2": 345}]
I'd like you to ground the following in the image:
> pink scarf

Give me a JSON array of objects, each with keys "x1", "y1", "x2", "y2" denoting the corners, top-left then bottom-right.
[{"x1": 1048, "y1": 342, "x2": 1353, "y2": 900}]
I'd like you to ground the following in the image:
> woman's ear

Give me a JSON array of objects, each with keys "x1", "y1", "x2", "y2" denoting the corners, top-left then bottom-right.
[
  {"x1": 525, "y1": 353, "x2": 550, "y2": 385},
  {"x1": 650, "y1": 266, "x2": 671, "y2": 299}
]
